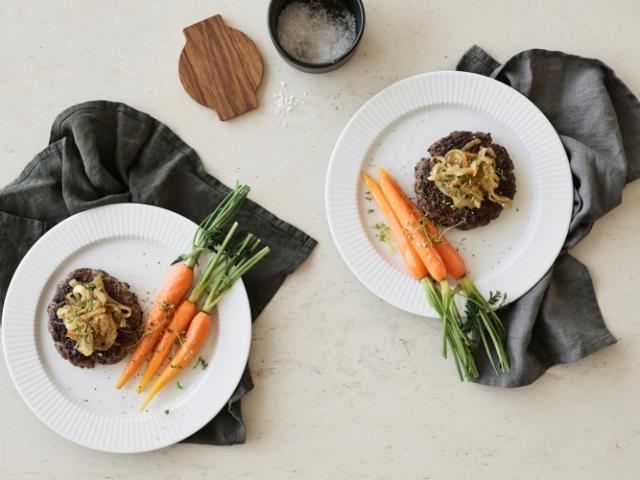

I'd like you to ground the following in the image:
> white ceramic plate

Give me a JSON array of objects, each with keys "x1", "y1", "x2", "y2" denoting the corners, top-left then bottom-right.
[
  {"x1": 326, "y1": 71, "x2": 572, "y2": 317},
  {"x1": 2, "y1": 204, "x2": 251, "y2": 453}
]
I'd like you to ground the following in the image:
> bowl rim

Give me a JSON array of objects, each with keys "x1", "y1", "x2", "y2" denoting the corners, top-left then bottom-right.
[{"x1": 267, "y1": 0, "x2": 366, "y2": 70}]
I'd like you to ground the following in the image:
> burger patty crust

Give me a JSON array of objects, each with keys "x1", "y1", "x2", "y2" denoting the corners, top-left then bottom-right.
[
  {"x1": 414, "y1": 131, "x2": 516, "y2": 230},
  {"x1": 47, "y1": 268, "x2": 143, "y2": 368}
]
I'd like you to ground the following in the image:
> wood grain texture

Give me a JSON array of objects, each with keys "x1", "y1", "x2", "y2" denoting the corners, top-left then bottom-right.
[{"x1": 179, "y1": 15, "x2": 263, "y2": 121}]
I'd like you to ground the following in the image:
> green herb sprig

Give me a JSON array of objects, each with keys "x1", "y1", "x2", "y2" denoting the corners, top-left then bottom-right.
[{"x1": 460, "y1": 276, "x2": 510, "y2": 375}]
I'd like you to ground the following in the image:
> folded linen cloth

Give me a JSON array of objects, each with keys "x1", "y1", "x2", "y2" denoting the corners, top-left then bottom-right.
[
  {"x1": 0, "y1": 101, "x2": 317, "y2": 444},
  {"x1": 457, "y1": 46, "x2": 640, "y2": 386}
]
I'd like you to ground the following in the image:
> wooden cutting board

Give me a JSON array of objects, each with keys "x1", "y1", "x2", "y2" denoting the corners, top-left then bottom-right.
[{"x1": 179, "y1": 15, "x2": 263, "y2": 121}]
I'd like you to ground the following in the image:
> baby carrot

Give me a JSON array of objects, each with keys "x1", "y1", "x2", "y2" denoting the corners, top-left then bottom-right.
[
  {"x1": 136, "y1": 299, "x2": 198, "y2": 392},
  {"x1": 137, "y1": 222, "x2": 241, "y2": 392},
  {"x1": 140, "y1": 311, "x2": 211, "y2": 411},
  {"x1": 377, "y1": 168, "x2": 447, "y2": 281},
  {"x1": 373, "y1": 169, "x2": 509, "y2": 377},
  {"x1": 377, "y1": 169, "x2": 467, "y2": 279},
  {"x1": 116, "y1": 184, "x2": 250, "y2": 389},
  {"x1": 363, "y1": 173, "x2": 428, "y2": 280},
  {"x1": 116, "y1": 263, "x2": 193, "y2": 388},
  {"x1": 140, "y1": 224, "x2": 270, "y2": 410},
  {"x1": 422, "y1": 218, "x2": 467, "y2": 279}
]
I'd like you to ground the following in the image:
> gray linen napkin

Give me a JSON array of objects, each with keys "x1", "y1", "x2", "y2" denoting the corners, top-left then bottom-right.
[
  {"x1": 0, "y1": 101, "x2": 317, "y2": 444},
  {"x1": 457, "y1": 46, "x2": 640, "y2": 386}
]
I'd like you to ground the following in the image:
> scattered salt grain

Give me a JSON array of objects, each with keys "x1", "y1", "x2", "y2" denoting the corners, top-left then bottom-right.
[
  {"x1": 272, "y1": 81, "x2": 299, "y2": 127},
  {"x1": 277, "y1": 1, "x2": 357, "y2": 64}
]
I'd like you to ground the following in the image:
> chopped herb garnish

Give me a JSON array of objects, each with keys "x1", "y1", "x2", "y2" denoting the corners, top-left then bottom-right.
[
  {"x1": 160, "y1": 300, "x2": 175, "y2": 312},
  {"x1": 164, "y1": 409, "x2": 170, "y2": 415},
  {"x1": 418, "y1": 217, "x2": 440, "y2": 245},
  {"x1": 372, "y1": 223, "x2": 397, "y2": 254},
  {"x1": 372, "y1": 222, "x2": 389, "y2": 242},
  {"x1": 364, "y1": 191, "x2": 373, "y2": 201},
  {"x1": 367, "y1": 209, "x2": 375, "y2": 214},
  {"x1": 404, "y1": 225, "x2": 413, "y2": 242},
  {"x1": 193, "y1": 356, "x2": 209, "y2": 370},
  {"x1": 176, "y1": 381, "x2": 183, "y2": 390}
]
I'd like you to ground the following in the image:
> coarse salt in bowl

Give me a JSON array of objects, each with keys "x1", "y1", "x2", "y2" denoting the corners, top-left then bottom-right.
[{"x1": 268, "y1": 0, "x2": 365, "y2": 73}]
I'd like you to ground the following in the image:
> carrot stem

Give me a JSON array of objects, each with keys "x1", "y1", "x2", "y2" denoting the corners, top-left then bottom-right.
[
  {"x1": 202, "y1": 236, "x2": 270, "y2": 313},
  {"x1": 182, "y1": 184, "x2": 250, "y2": 268},
  {"x1": 422, "y1": 278, "x2": 478, "y2": 381}
]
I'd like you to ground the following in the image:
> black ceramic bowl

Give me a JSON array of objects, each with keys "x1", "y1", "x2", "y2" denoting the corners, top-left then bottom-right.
[{"x1": 268, "y1": 0, "x2": 365, "y2": 73}]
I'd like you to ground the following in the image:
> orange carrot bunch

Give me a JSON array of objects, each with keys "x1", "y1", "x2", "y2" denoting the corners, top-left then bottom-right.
[
  {"x1": 140, "y1": 222, "x2": 269, "y2": 410},
  {"x1": 364, "y1": 168, "x2": 509, "y2": 379},
  {"x1": 116, "y1": 184, "x2": 250, "y2": 389}
]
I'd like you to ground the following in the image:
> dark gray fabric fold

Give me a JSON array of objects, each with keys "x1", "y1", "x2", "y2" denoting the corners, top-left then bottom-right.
[
  {"x1": 0, "y1": 101, "x2": 317, "y2": 444},
  {"x1": 457, "y1": 46, "x2": 640, "y2": 386}
]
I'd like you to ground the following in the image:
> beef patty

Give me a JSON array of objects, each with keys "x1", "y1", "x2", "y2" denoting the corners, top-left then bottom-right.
[
  {"x1": 47, "y1": 268, "x2": 143, "y2": 368},
  {"x1": 414, "y1": 131, "x2": 516, "y2": 230}
]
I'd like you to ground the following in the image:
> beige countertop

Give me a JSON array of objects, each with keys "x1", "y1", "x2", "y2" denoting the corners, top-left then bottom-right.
[{"x1": 1, "y1": 1, "x2": 639, "y2": 478}]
